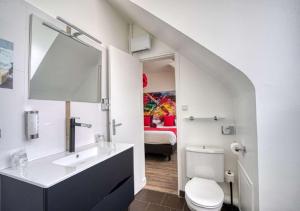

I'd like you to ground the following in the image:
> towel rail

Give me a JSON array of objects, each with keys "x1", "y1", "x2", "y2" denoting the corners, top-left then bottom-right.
[{"x1": 184, "y1": 116, "x2": 224, "y2": 121}]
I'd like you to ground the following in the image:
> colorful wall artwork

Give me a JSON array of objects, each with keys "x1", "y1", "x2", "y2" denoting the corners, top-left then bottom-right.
[
  {"x1": 0, "y1": 38, "x2": 14, "y2": 89},
  {"x1": 144, "y1": 91, "x2": 176, "y2": 120}
]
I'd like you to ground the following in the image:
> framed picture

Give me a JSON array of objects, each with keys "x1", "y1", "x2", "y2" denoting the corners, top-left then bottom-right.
[
  {"x1": 0, "y1": 38, "x2": 14, "y2": 89},
  {"x1": 144, "y1": 91, "x2": 176, "y2": 119}
]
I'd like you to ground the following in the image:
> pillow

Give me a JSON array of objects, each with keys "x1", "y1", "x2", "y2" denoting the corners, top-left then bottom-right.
[
  {"x1": 144, "y1": 115, "x2": 151, "y2": 126},
  {"x1": 164, "y1": 115, "x2": 175, "y2": 126}
]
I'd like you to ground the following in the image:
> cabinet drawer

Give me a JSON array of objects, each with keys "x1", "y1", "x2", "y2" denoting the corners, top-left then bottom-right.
[
  {"x1": 0, "y1": 176, "x2": 45, "y2": 211},
  {"x1": 47, "y1": 148, "x2": 133, "y2": 211},
  {"x1": 91, "y1": 176, "x2": 134, "y2": 211}
]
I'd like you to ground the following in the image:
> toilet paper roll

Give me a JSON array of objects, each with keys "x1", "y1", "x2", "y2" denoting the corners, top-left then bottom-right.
[
  {"x1": 225, "y1": 170, "x2": 235, "y2": 183},
  {"x1": 230, "y1": 142, "x2": 241, "y2": 155}
]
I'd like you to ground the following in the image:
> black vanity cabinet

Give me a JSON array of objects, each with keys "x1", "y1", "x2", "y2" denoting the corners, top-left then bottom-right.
[{"x1": 0, "y1": 147, "x2": 134, "y2": 211}]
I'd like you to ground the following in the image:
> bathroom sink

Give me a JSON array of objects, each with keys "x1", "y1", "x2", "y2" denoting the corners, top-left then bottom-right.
[{"x1": 53, "y1": 146, "x2": 112, "y2": 167}]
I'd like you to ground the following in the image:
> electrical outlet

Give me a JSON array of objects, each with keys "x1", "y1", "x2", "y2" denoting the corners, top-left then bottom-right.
[{"x1": 182, "y1": 105, "x2": 188, "y2": 111}]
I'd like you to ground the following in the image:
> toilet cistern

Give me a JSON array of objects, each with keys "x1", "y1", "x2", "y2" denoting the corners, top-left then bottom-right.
[{"x1": 185, "y1": 146, "x2": 225, "y2": 211}]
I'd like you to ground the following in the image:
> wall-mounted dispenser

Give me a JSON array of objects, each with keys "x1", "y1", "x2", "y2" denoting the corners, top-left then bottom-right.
[
  {"x1": 25, "y1": 110, "x2": 39, "y2": 140},
  {"x1": 221, "y1": 125, "x2": 235, "y2": 135}
]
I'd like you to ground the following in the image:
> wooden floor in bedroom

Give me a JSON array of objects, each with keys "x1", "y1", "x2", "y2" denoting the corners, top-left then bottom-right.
[{"x1": 144, "y1": 152, "x2": 178, "y2": 195}]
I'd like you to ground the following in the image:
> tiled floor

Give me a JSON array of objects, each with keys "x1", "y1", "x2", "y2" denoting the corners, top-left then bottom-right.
[
  {"x1": 129, "y1": 189, "x2": 239, "y2": 211},
  {"x1": 129, "y1": 189, "x2": 188, "y2": 211}
]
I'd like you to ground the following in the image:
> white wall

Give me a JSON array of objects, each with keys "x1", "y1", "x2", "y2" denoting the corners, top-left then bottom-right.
[
  {"x1": 26, "y1": 0, "x2": 129, "y2": 52},
  {"x1": 0, "y1": 0, "x2": 129, "y2": 170},
  {"x1": 177, "y1": 56, "x2": 238, "y2": 204},
  {"x1": 0, "y1": 0, "x2": 65, "y2": 169},
  {"x1": 131, "y1": 25, "x2": 174, "y2": 59},
  {"x1": 143, "y1": 65, "x2": 175, "y2": 93},
  {"x1": 111, "y1": 0, "x2": 300, "y2": 210},
  {"x1": 24, "y1": 0, "x2": 129, "y2": 146},
  {"x1": 133, "y1": 31, "x2": 239, "y2": 203}
]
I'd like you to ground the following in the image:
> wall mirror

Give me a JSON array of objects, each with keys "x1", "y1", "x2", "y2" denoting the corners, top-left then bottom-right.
[{"x1": 29, "y1": 15, "x2": 102, "y2": 103}]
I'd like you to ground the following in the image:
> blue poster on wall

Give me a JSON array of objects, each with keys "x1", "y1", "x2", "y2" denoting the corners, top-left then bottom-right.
[{"x1": 0, "y1": 38, "x2": 14, "y2": 89}]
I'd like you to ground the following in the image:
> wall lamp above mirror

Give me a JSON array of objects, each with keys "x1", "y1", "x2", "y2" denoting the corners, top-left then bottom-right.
[{"x1": 28, "y1": 14, "x2": 103, "y2": 103}]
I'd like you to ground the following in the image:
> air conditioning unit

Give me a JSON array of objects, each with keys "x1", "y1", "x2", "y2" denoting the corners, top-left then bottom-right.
[{"x1": 130, "y1": 34, "x2": 151, "y2": 53}]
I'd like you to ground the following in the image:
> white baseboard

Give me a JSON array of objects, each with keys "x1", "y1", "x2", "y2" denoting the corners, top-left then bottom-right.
[
  {"x1": 134, "y1": 177, "x2": 147, "y2": 195},
  {"x1": 142, "y1": 176, "x2": 147, "y2": 187}
]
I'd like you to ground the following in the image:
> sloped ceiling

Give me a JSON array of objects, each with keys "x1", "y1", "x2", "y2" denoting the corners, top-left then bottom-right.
[{"x1": 108, "y1": 0, "x2": 254, "y2": 97}]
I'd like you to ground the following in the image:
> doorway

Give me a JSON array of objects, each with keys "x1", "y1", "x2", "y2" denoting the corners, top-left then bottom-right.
[{"x1": 142, "y1": 55, "x2": 178, "y2": 195}]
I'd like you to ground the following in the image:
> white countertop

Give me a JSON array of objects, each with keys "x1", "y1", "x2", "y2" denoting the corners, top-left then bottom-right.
[{"x1": 0, "y1": 142, "x2": 133, "y2": 188}]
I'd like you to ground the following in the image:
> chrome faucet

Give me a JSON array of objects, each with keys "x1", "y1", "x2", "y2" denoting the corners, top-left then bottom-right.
[{"x1": 69, "y1": 117, "x2": 92, "y2": 152}]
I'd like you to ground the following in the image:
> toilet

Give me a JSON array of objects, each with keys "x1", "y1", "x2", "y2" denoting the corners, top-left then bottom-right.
[{"x1": 185, "y1": 146, "x2": 225, "y2": 211}]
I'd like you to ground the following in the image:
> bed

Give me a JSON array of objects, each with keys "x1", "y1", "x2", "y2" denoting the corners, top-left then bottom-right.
[
  {"x1": 144, "y1": 126, "x2": 177, "y2": 161},
  {"x1": 143, "y1": 91, "x2": 177, "y2": 160}
]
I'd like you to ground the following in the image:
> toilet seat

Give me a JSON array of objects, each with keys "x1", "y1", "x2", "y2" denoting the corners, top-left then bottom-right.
[{"x1": 185, "y1": 177, "x2": 224, "y2": 209}]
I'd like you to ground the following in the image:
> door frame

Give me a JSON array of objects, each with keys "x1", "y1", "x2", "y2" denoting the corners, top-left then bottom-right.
[{"x1": 140, "y1": 52, "x2": 182, "y2": 195}]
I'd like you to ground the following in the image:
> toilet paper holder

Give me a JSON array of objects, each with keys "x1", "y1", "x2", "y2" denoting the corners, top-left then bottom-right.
[{"x1": 233, "y1": 144, "x2": 246, "y2": 153}]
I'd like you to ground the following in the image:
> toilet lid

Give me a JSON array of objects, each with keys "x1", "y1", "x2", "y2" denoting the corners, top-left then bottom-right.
[{"x1": 185, "y1": 178, "x2": 224, "y2": 208}]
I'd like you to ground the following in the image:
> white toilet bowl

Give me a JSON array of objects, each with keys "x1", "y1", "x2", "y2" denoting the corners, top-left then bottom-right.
[{"x1": 185, "y1": 177, "x2": 224, "y2": 211}]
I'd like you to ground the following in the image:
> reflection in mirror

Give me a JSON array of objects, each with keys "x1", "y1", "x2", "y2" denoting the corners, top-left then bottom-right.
[{"x1": 29, "y1": 15, "x2": 102, "y2": 102}]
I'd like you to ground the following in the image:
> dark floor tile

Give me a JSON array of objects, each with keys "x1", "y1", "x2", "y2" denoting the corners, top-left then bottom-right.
[
  {"x1": 162, "y1": 194, "x2": 185, "y2": 210},
  {"x1": 129, "y1": 200, "x2": 148, "y2": 211},
  {"x1": 171, "y1": 209, "x2": 185, "y2": 211},
  {"x1": 183, "y1": 202, "x2": 191, "y2": 211},
  {"x1": 130, "y1": 189, "x2": 239, "y2": 211},
  {"x1": 147, "y1": 203, "x2": 171, "y2": 211},
  {"x1": 221, "y1": 203, "x2": 239, "y2": 211},
  {"x1": 135, "y1": 189, "x2": 146, "y2": 201},
  {"x1": 136, "y1": 189, "x2": 166, "y2": 204}
]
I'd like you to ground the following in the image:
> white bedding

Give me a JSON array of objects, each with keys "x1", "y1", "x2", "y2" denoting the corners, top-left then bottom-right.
[{"x1": 144, "y1": 130, "x2": 177, "y2": 145}]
